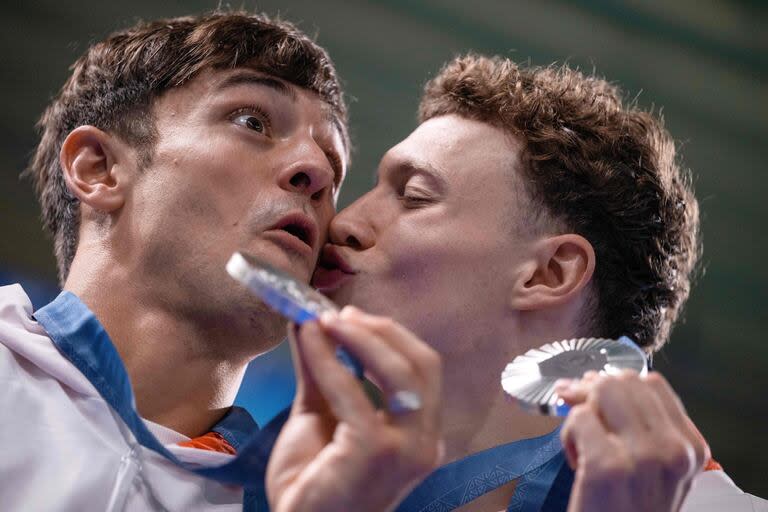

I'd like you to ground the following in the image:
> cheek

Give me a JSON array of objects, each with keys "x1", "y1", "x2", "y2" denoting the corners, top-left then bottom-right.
[
  {"x1": 154, "y1": 141, "x2": 265, "y2": 227},
  {"x1": 380, "y1": 223, "x2": 509, "y2": 326}
]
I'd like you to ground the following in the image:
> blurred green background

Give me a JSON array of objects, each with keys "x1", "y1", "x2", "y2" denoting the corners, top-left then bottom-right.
[{"x1": 1, "y1": 0, "x2": 765, "y2": 496}]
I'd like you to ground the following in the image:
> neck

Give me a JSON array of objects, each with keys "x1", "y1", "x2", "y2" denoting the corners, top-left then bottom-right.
[
  {"x1": 436, "y1": 313, "x2": 579, "y2": 511},
  {"x1": 64, "y1": 249, "x2": 272, "y2": 437},
  {"x1": 440, "y1": 356, "x2": 562, "y2": 464}
]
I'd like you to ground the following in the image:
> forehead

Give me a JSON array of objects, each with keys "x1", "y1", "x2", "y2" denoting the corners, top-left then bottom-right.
[{"x1": 386, "y1": 114, "x2": 523, "y2": 187}]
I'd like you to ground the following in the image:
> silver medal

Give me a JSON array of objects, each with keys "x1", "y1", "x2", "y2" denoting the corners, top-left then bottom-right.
[{"x1": 500, "y1": 337, "x2": 647, "y2": 416}]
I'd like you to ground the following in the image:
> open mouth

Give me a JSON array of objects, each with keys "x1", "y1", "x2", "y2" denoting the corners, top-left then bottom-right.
[
  {"x1": 269, "y1": 213, "x2": 318, "y2": 254},
  {"x1": 281, "y1": 223, "x2": 311, "y2": 246}
]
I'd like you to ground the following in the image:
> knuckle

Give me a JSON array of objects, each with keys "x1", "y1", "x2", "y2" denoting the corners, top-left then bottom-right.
[
  {"x1": 659, "y1": 437, "x2": 695, "y2": 476},
  {"x1": 693, "y1": 439, "x2": 709, "y2": 470}
]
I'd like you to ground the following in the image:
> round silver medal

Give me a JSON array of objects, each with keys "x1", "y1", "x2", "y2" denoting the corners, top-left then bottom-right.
[{"x1": 500, "y1": 337, "x2": 647, "y2": 416}]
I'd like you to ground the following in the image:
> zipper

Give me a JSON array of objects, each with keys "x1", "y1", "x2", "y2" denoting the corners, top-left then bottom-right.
[{"x1": 105, "y1": 446, "x2": 140, "y2": 511}]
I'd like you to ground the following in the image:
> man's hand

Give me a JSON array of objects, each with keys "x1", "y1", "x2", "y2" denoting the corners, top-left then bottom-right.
[
  {"x1": 266, "y1": 306, "x2": 443, "y2": 512},
  {"x1": 556, "y1": 370, "x2": 709, "y2": 512}
]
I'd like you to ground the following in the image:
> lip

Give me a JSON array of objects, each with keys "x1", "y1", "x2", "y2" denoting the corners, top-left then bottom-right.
[
  {"x1": 264, "y1": 212, "x2": 318, "y2": 258},
  {"x1": 312, "y1": 244, "x2": 356, "y2": 291}
]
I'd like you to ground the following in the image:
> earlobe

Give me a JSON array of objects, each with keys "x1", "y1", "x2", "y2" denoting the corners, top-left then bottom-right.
[
  {"x1": 60, "y1": 126, "x2": 127, "y2": 213},
  {"x1": 510, "y1": 235, "x2": 596, "y2": 311}
]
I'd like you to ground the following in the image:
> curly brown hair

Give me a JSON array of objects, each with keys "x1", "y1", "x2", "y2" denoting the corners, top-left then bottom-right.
[
  {"x1": 26, "y1": 11, "x2": 348, "y2": 285},
  {"x1": 420, "y1": 54, "x2": 700, "y2": 352}
]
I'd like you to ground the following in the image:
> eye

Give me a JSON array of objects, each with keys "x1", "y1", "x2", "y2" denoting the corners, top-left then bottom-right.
[
  {"x1": 237, "y1": 115, "x2": 264, "y2": 132},
  {"x1": 400, "y1": 184, "x2": 434, "y2": 208},
  {"x1": 233, "y1": 114, "x2": 265, "y2": 133},
  {"x1": 231, "y1": 106, "x2": 271, "y2": 134}
]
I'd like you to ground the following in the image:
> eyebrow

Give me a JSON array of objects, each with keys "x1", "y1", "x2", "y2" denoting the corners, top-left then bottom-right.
[
  {"x1": 375, "y1": 157, "x2": 448, "y2": 188},
  {"x1": 218, "y1": 72, "x2": 297, "y2": 102},
  {"x1": 403, "y1": 159, "x2": 446, "y2": 178}
]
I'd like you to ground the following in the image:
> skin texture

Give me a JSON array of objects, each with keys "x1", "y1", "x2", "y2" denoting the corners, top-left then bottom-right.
[
  {"x1": 60, "y1": 68, "x2": 346, "y2": 437},
  {"x1": 315, "y1": 114, "x2": 706, "y2": 511}
]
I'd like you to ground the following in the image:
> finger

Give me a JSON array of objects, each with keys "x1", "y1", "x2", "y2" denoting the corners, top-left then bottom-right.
[
  {"x1": 562, "y1": 404, "x2": 637, "y2": 511},
  {"x1": 559, "y1": 371, "x2": 668, "y2": 436},
  {"x1": 554, "y1": 371, "x2": 601, "y2": 405},
  {"x1": 318, "y1": 315, "x2": 442, "y2": 432},
  {"x1": 296, "y1": 321, "x2": 378, "y2": 428},
  {"x1": 286, "y1": 322, "x2": 326, "y2": 412},
  {"x1": 614, "y1": 370, "x2": 670, "y2": 433},
  {"x1": 329, "y1": 307, "x2": 442, "y2": 412},
  {"x1": 583, "y1": 373, "x2": 647, "y2": 435},
  {"x1": 333, "y1": 306, "x2": 442, "y2": 382},
  {"x1": 643, "y1": 372, "x2": 710, "y2": 472},
  {"x1": 320, "y1": 314, "x2": 438, "y2": 430},
  {"x1": 561, "y1": 403, "x2": 613, "y2": 470}
]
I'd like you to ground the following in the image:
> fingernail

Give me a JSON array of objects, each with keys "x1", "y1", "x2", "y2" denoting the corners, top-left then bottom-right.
[
  {"x1": 319, "y1": 310, "x2": 338, "y2": 326},
  {"x1": 554, "y1": 379, "x2": 572, "y2": 391},
  {"x1": 339, "y1": 305, "x2": 358, "y2": 319}
]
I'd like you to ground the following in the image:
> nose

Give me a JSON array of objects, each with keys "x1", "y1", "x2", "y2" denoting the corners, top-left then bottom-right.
[
  {"x1": 278, "y1": 156, "x2": 335, "y2": 203},
  {"x1": 329, "y1": 194, "x2": 376, "y2": 250}
]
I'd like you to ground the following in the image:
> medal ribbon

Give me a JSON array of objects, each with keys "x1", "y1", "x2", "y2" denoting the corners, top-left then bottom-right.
[{"x1": 396, "y1": 426, "x2": 568, "y2": 512}]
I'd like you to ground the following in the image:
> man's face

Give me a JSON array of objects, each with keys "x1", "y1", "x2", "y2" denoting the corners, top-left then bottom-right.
[
  {"x1": 124, "y1": 68, "x2": 346, "y2": 343},
  {"x1": 314, "y1": 115, "x2": 537, "y2": 358}
]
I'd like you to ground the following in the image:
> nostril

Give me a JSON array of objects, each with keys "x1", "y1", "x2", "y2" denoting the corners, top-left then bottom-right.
[
  {"x1": 345, "y1": 235, "x2": 361, "y2": 249},
  {"x1": 289, "y1": 172, "x2": 311, "y2": 189}
]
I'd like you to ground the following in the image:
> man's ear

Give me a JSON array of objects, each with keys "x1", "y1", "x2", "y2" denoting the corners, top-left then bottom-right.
[
  {"x1": 510, "y1": 234, "x2": 596, "y2": 311},
  {"x1": 59, "y1": 125, "x2": 131, "y2": 213}
]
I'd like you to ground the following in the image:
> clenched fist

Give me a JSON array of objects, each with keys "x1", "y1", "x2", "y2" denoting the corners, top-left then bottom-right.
[{"x1": 556, "y1": 370, "x2": 709, "y2": 512}]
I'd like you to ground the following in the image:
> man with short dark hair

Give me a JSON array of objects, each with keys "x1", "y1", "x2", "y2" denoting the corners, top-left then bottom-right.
[
  {"x1": 305, "y1": 54, "x2": 765, "y2": 511},
  {"x1": 1, "y1": 11, "x2": 442, "y2": 510}
]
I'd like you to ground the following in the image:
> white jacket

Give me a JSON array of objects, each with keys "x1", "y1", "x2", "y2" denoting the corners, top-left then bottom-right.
[{"x1": 0, "y1": 284, "x2": 245, "y2": 511}]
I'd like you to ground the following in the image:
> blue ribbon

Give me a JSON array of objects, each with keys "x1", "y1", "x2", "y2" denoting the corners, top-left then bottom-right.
[
  {"x1": 34, "y1": 291, "x2": 289, "y2": 511},
  {"x1": 396, "y1": 425, "x2": 571, "y2": 512}
]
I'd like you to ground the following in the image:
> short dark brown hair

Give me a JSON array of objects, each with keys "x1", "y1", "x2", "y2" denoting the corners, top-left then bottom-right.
[
  {"x1": 420, "y1": 54, "x2": 700, "y2": 352},
  {"x1": 26, "y1": 11, "x2": 349, "y2": 284}
]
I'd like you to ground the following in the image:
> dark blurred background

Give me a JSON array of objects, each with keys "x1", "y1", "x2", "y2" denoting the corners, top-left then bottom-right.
[{"x1": 1, "y1": 0, "x2": 766, "y2": 496}]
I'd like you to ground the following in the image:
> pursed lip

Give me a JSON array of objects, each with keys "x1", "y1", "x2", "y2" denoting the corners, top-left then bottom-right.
[
  {"x1": 263, "y1": 211, "x2": 319, "y2": 259},
  {"x1": 312, "y1": 244, "x2": 357, "y2": 291},
  {"x1": 319, "y1": 244, "x2": 357, "y2": 274}
]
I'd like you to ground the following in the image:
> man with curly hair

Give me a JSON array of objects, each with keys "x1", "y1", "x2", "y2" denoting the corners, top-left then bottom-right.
[{"x1": 310, "y1": 54, "x2": 765, "y2": 511}]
